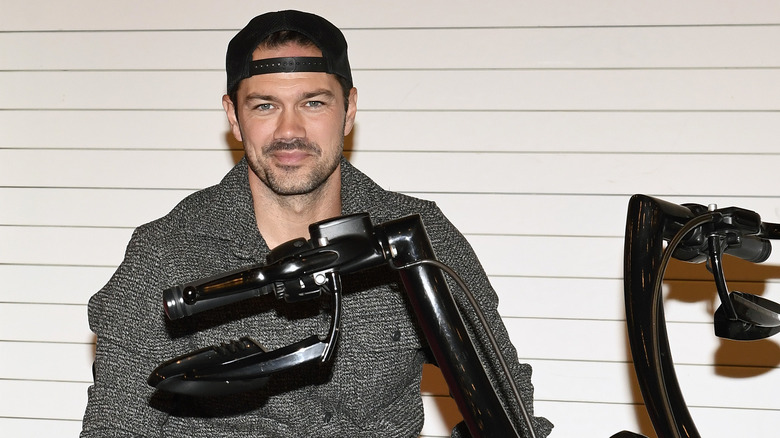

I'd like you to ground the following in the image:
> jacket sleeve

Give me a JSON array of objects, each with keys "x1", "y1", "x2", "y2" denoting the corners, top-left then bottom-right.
[
  {"x1": 80, "y1": 228, "x2": 173, "y2": 437},
  {"x1": 420, "y1": 208, "x2": 554, "y2": 438}
]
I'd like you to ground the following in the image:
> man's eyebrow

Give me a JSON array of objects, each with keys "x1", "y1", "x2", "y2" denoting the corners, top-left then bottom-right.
[
  {"x1": 244, "y1": 89, "x2": 336, "y2": 103},
  {"x1": 244, "y1": 93, "x2": 275, "y2": 102},
  {"x1": 301, "y1": 89, "x2": 336, "y2": 100}
]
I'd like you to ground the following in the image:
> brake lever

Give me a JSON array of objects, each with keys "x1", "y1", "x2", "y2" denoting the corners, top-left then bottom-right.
[
  {"x1": 708, "y1": 228, "x2": 780, "y2": 340},
  {"x1": 148, "y1": 271, "x2": 343, "y2": 396}
]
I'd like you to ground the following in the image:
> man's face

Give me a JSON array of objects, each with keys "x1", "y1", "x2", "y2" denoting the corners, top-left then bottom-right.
[{"x1": 223, "y1": 43, "x2": 357, "y2": 196}]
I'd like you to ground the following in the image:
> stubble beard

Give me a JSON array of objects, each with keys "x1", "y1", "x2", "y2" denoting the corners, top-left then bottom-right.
[{"x1": 247, "y1": 137, "x2": 342, "y2": 197}]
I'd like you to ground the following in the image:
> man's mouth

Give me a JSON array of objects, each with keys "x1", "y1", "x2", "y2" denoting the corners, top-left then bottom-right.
[{"x1": 264, "y1": 139, "x2": 321, "y2": 168}]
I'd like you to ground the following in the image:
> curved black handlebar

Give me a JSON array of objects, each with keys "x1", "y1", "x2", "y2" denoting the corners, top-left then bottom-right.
[{"x1": 622, "y1": 194, "x2": 780, "y2": 438}]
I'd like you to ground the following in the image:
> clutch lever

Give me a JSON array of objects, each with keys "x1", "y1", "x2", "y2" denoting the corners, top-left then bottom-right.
[{"x1": 701, "y1": 214, "x2": 780, "y2": 340}]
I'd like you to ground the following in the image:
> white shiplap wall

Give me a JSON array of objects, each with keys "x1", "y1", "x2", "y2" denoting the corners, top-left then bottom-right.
[{"x1": 2, "y1": 1, "x2": 780, "y2": 436}]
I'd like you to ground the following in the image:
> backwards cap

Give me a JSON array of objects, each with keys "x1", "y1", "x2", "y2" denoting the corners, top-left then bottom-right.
[{"x1": 226, "y1": 10, "x2": 353, "y2": 94}]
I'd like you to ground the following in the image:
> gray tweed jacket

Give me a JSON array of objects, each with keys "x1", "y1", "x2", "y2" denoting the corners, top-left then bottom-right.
[{"x1": 81, "y1": 157, "x2": 552, "y2": 437}]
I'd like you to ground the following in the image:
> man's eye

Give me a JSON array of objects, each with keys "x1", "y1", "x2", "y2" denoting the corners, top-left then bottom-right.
[
  {"x1": 255, "y1": 103, "x2": 273, "y2": 111},
  {"x1": 306, "y1": 101, "x2": 324, "y2": 108}
]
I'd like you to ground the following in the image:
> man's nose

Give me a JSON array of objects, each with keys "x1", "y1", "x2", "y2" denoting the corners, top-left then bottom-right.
[{"x1": 274, "y1": 108, "x2": 305, "y2": 140}]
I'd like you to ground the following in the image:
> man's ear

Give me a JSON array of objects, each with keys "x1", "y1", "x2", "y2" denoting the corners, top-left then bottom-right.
[
  {"x1": 343, "y1": 87, "x2": 358, "y2": 137},
  {"x1": 222, "y1": 94, "x2": 243, "y2": 142}
]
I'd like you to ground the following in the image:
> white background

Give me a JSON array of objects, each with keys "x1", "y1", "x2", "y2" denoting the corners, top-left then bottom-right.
[{"x1": 2, "y1": 1, "x2": 780, "y2": 436}]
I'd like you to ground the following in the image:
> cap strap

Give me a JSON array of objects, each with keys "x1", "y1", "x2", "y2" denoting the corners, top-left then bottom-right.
[{"x1": 247, "y1": 57, "x2": 329, "y2": 78}]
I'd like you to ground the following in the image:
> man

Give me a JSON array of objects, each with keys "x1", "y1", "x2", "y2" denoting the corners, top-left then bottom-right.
[{"x1": 81, "y1": 10, "x2": 552, "y2": 437}]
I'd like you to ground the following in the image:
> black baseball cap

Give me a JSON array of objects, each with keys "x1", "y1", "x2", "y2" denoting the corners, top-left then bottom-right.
[{"x1": 226, "y1": 10, "x2": 353, "y2": 94}]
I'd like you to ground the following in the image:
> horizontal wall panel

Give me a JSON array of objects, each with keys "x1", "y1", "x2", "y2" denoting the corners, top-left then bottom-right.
[
  {"x1": 0, "y1": 418, "x2": 82, "y2": 437},
  {"x1": 509, "y1": 318, "x2": 629, "y2": 363},
  {"x1": 1, "y1": 30, "x2": 230, "y2": 71},
  {"x1": 1, "y1": 226, "x2": 133, "y2": 267},
  {"x1": 471, "y1": 234, "x2": 624, "y2": 279},
  {"x1": 6, "y1": 26, "x2": 780, "y2": 71},
  {"x1": 478, "y1": 234, "x2": 771, "y2": 280},
  {"x1": 352, "y1": 111, "x2": 780, "y2": 154},
  {"x1": 539, "y1": 398, "x2": 780, "y2": 438},
  {"x1": 4, "y1": 0, "x2": 780, "y2": 30},
  {"x1": 495, "y1": 277, "x2": 635, "y2": 320},
  {"x1": 5, "y1": 150, "x2": 780, "y2": 197},
  {"x1": 536, "y1": 400, "x2": 651, "y2": 438},
  {"x1": 531, "y1": 360, "x2": 640, "y2": 405},
  {"x1": 480, "y1": 232, "x2": 780, "y2": 282},
  {"x1": 0, "y1": 303, "x2": 91, "y2": 344},
  {"x1": 0, "y1": 380, "x2": 88, "y2": 420},
  {"x1": 495, "y1": 277, "x2": 780, "y2": 323},
  {"x1": 1, "y1": 150, "x2": 234, "y2": 190},
  {"x1": 0, "y1": 110, "x2": 233, "y2": 151},
  {"x1": 0, "y1": 187, "x2": 195, "y2": 228},
  {"x1": 390, "y1": 25, "x2": 780, "y2": 70},
  {"x1": 356, "y1": 152, "x2": 780, "y2": 198},
  {"x1": 0, "y1": 341, "x2": 93, "y2": 382},
  {"x1": 432, "y1": 192, "x2": 780, "y2": 238},
  {"x1": 673, "y1": 362, "x2": 780, "y2": 410},
  {"x1": 6, "y1": 110, "x2": 780, "y2": 154},
  {"x1": 2, "y1": 265, "x2": 115, "y2": 305},
  {"x1": 509, "y1": 317, "x2": 780, "y2": 369},
  {"x1": 1, "y1": 71, "x2": 225, "y2": 110},
  {"x1": 686, "y1": 406, "x2": 780, "y2": 438},
  {"x1": 533, "y1": 357, "x2": 780, "y2": 411},
  {"x1": 359, "y1": 69, "x2": 780, "y2": 111},
  {"x1": 5, "y1": 69, "x2": 780, "y2": 111}
]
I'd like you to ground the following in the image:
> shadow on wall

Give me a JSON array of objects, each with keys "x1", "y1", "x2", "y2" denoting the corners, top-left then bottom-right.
[
  {"x1": 666, "y1": 258, "x2": 780, "y2": 374},
  {"x1": 665, "y1": 258, "x2": 780, "y2": 372},
  {"x1": 622, "y1": 257, "x2": 780, "y2": 436},
  {"x1": 226, "y1": 131, "x2": 243, "y2": 165},
  {"x1": 420, "y1": 363, "x2": 464, "y2": 431}
]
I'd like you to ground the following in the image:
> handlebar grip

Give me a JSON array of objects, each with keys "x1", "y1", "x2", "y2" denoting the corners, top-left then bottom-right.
[
  {"x1": 162, "y1": 266, "x2": 274, "y2": 320},
  {"x1": 725, "y1": 236, "x2": 772, "y2": 263},
  {"x1": 163, "y1": 283, "x2": 272, "y2": 320}
]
